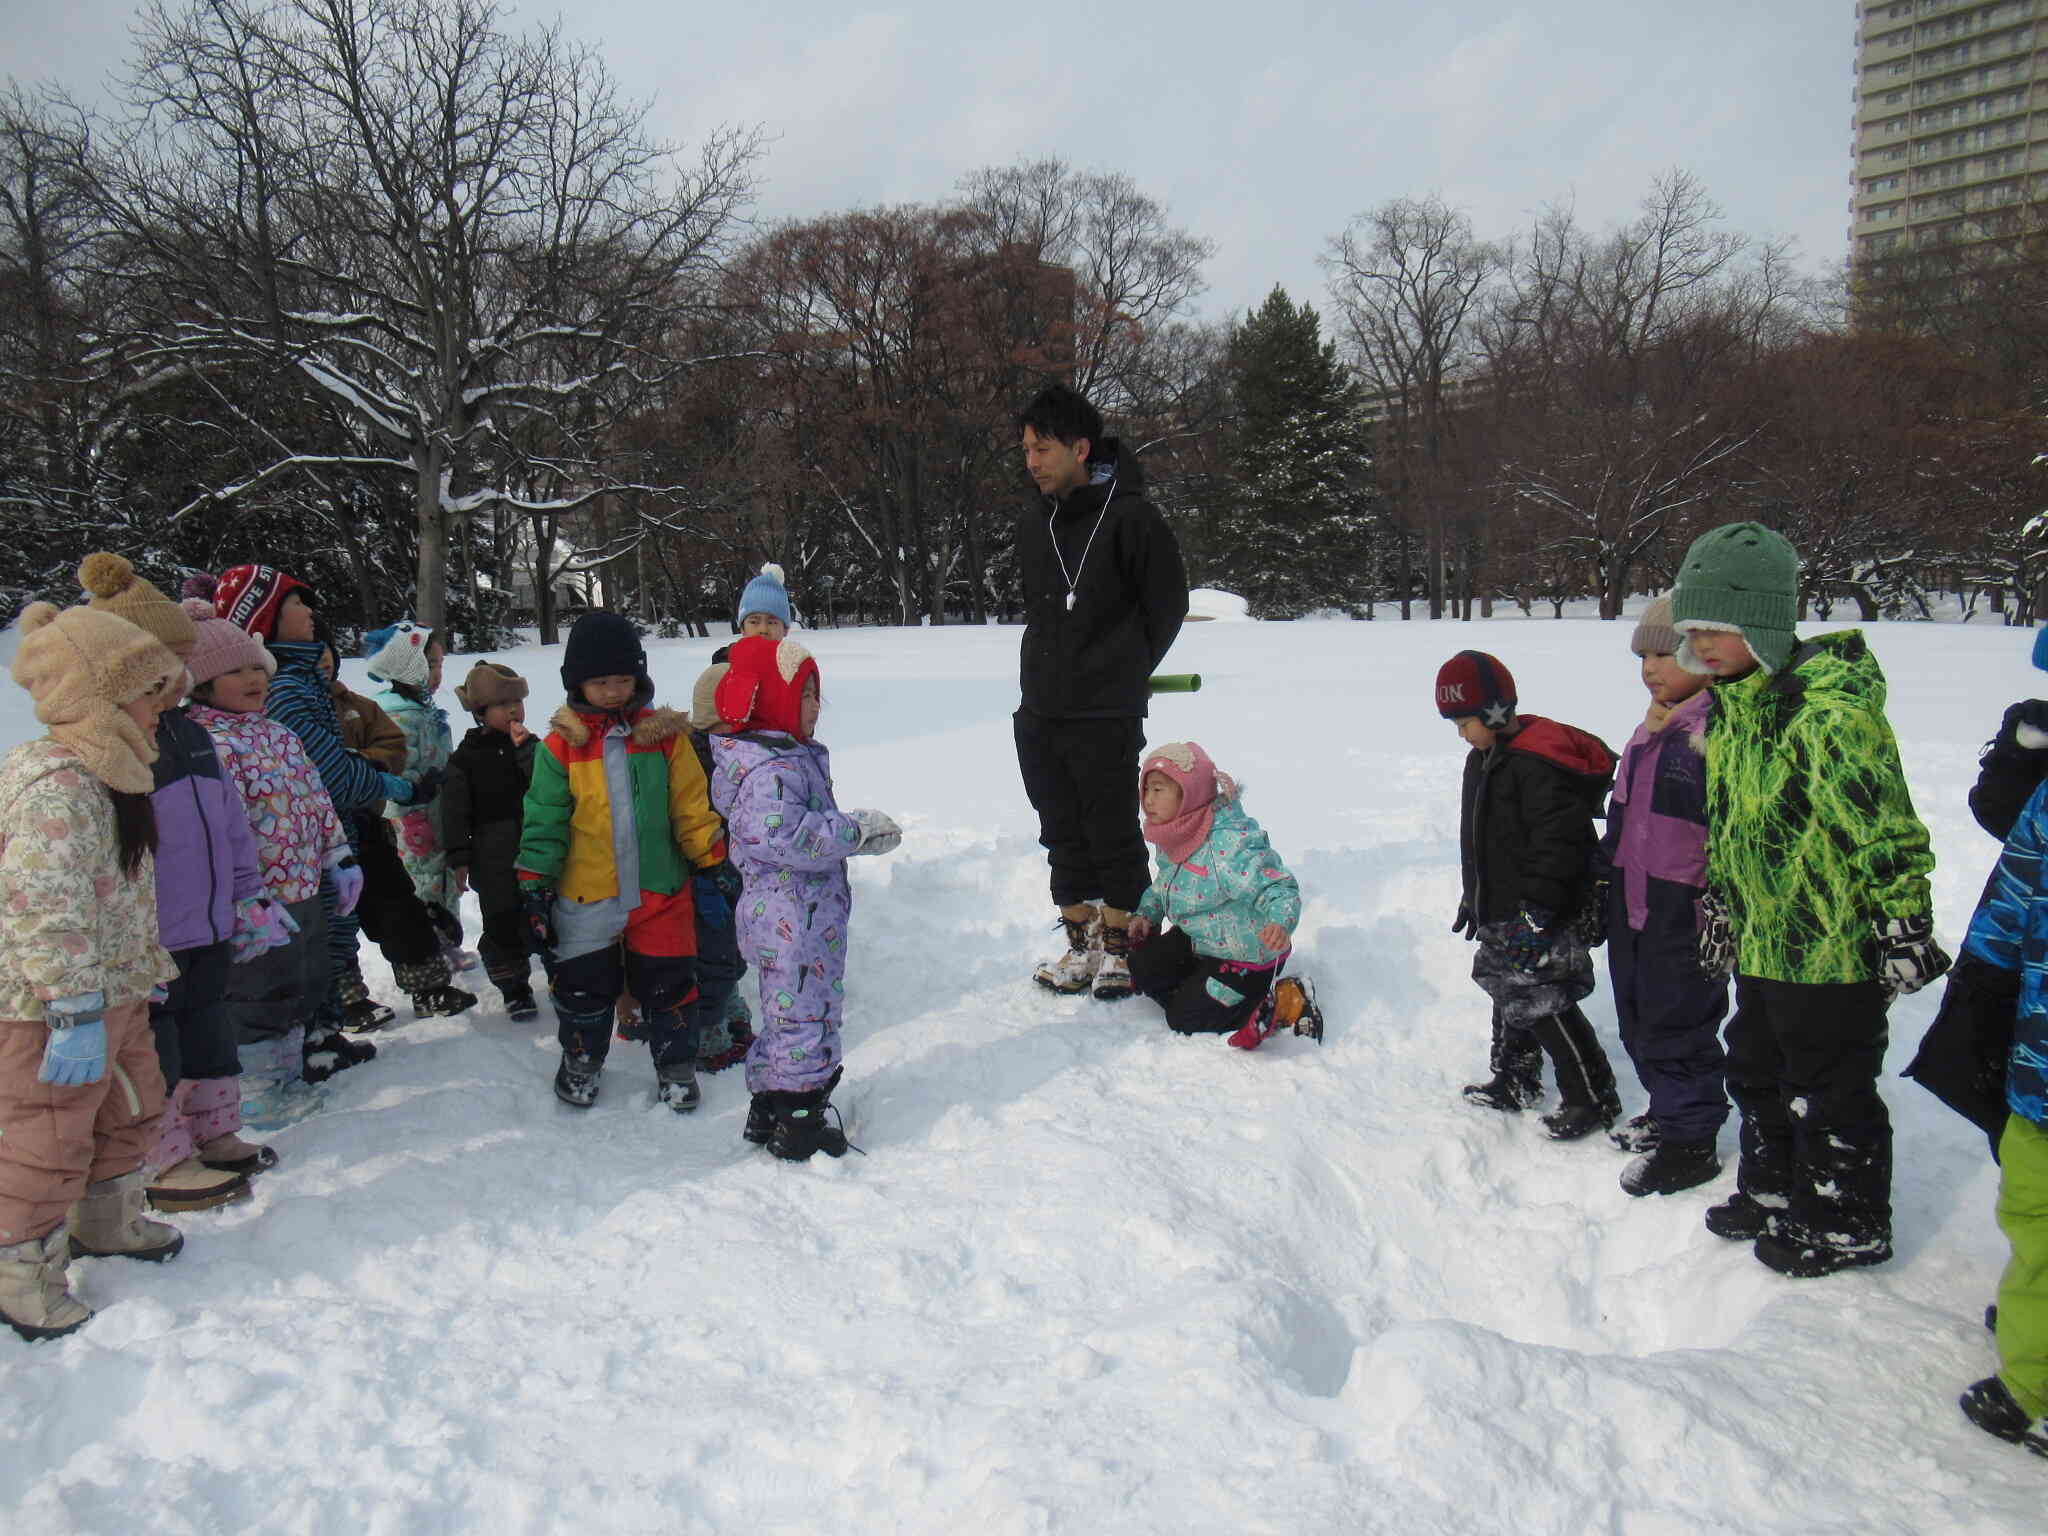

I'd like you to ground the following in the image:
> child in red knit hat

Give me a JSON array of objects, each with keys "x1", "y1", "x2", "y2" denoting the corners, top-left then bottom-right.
[{"x1": 1436, "y1": 650, "x2": 1623, "y2": 1140}]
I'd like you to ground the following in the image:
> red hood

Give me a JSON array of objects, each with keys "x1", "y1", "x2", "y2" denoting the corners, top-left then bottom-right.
[{"x1": 1506, "y1": 715, "x2": 1616, "y2": 781}]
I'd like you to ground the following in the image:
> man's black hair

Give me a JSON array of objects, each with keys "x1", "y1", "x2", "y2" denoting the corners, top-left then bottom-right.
[{"x1": 1018, "y1": 381, "x2": 1104, "y2": 451}]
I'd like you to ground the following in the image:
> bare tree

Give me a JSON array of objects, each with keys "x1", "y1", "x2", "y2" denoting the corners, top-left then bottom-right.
[
  {"x1": 1324, "y1": 195, "x2": 1500, "y2": 618},
  {"x1": 95, "y1": 0, "x2": 758, "y2": 631}
]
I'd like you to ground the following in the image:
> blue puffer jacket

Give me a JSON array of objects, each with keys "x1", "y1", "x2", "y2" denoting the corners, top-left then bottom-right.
[
  {"x1": 1962, "y1": 778, "x2": 2048, "y2": 1124},
  {"x1": 1135, "y1": 796, "x2": 1301, "y2": 965}
]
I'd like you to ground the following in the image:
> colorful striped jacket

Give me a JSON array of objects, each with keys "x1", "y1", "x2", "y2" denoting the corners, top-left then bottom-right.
[{"x1": 516, "y1": 702, "x2": 724, "y2": 901}]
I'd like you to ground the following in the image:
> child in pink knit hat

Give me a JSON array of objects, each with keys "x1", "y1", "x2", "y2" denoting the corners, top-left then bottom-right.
[
  {"x1": 1125, "y1": 741, "x2": 1322, "y2": 1048},
  {"x1": 184, "y1": 600, "x2": 362, "y2": 1130}
]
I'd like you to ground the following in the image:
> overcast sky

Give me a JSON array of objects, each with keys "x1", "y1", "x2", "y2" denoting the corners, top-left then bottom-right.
[{"x1": 6, "y1": 0, "x2": 1856, "y2": 323}]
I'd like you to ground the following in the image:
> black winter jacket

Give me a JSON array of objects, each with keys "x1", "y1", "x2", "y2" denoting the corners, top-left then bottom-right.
[
  {"x1": 443, "y1": 726, "x2": 538, "y2": 916},
  {"x1": 1459, "y1": 717, "x2": 1617, "y2": 925},
  {"x1": 1969, "y1": 699, "x2": 2048, "y2": 842},
  {"x1": 1016, "y1": 439, "x2": 1188, "y2": 718}
]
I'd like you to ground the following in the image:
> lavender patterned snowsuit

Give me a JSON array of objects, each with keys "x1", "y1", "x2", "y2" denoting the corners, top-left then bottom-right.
[{"x1": 708, "y1": 731, "x2": 861, "y2": 1094}]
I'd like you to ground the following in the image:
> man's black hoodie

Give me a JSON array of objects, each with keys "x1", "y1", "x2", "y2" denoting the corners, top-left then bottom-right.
[{"x1": 1016, "y1": 438, "x2": 1188, "y2": 718}]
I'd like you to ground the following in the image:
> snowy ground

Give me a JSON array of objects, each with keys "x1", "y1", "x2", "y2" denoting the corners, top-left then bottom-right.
[{"x1": 0, "y1": 611, "x2": 2042, "y2": 1533}]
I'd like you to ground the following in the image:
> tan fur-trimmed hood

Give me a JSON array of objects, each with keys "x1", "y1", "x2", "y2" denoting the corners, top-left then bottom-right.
[{"x1": 548, "y1": 702, "x2": 688, "y2": 749}]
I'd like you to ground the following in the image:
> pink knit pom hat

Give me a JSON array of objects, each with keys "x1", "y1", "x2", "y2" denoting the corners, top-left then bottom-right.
[{"x1": 182, "y1": 598, "x2": 275, "y2": 686}]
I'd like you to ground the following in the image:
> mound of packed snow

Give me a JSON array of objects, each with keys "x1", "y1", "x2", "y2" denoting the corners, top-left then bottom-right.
[
  {"x1": 0, "y1": 616, "x2": 2040, "y2": 1531},
  {"x1": 1186, "y1": 587, "x2": 1250, "y2": 622}
]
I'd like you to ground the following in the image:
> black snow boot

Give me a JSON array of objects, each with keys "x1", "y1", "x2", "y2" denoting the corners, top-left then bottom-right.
[
  {"x1": 1609, "y1": 1113, "x2": 1660, "y2": 1154},
  {"x1": 768, "y1": 1069, "x2": 848, "y2": 1162},
  {"x1": 1532, "y1": 1007, "x2": 1620, "y2": 1140},
  {"x1": 1704, "y1": 1190, "x2": 1783, "y2": 1242},
  {"x1": 1620, "y1": 1138, "x2": 1721, "y2": 1197},
  {"x1": 338, "y1": 971, "x2": 397, "y2": 1032},
  {"x1": 1753, "y1": 1225, "x2": 1891, "y2": 1279},
  {"x1": 302, "y1": 1027, "x2": 374, "y2": 1083},
  {"x1": 411, "y1": 983, "x2": 477, "y2": 1018},
  {"x1": 1960, "y1": 1377, "x2": 2048, "y2": 1458},
  {"x1": 743, "y1": 1093, "x2": 776, "y2": 1145},
  {"x1": 554, "y1": 1051, "x2": 602, "y2": 1108},
  {"x1": 502, "y1": 984, "x2": 540, "y2": 1022},
  {"x1": 1463, "y1": 1012, "x2": 1543, "y2": 1111}
]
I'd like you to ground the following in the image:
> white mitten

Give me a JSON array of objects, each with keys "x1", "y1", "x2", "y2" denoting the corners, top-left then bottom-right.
[{"x1": 848, "y1": 808, "x2": 902, "y2": 856}]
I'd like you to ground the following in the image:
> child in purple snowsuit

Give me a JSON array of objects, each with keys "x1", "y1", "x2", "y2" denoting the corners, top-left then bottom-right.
[
  {"x1": 1592, "y1": 596, "x2": 1730, "y2": 1198},
  {"x1": 707, "y1": 636, "x2": 900, "y2": 1161}
]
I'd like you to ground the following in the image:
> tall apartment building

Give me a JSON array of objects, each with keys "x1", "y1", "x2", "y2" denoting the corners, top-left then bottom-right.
[{"x1": 1851, "y1": 1, "x2": 2047, "y2": 264}]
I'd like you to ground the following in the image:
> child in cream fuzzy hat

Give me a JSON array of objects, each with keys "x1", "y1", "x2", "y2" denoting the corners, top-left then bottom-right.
[{"x1": 0, "y1": 602, "x2": 187, "y2": 1341}]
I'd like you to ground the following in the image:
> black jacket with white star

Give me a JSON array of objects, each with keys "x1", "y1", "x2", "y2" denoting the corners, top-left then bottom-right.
[{"x1": 1015, "y1": 439, "x2": 1188, "y2": 719}]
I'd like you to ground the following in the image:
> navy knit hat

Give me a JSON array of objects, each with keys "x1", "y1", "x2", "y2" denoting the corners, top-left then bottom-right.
[{"x1": 561, "y1": 611, "x2": 649, "y2": 699}]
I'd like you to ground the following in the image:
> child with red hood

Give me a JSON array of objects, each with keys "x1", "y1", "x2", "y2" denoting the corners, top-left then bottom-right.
[
  {"x1": 1438, "y1": 650, "x2": 1622, "y2": 1140},
  {"x1": 1126, "y1": 742, "x2": 1322, "y2": 1047},
  {"x1": 707, "y1": 635, "x2": 899, "y2": 1160}
]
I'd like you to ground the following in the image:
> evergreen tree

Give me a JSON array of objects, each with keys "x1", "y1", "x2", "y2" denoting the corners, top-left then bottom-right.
[{"x1": 1208, "y1": 287, "x2": 1377, "y2": 618}]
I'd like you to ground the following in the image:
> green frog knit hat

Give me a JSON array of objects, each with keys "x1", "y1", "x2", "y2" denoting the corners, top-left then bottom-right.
[{"x1": 1670, "y1": 522, "x2": 1800, "y2": 675}]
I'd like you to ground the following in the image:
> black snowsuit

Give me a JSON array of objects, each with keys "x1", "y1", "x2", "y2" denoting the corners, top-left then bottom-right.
[
  {"x1": 443, "y1": 724, "x2": 539, "y2": 993},
  {"x1": 1458, "y1": 717, "x2": 1619, "y2": 1109},
  {"x1": 1013, "y1": 439, "x2": 1188, "y2": 913},
  {"x1": 1905, "y1": 699, "x2": 2048, "y2": 1157}
]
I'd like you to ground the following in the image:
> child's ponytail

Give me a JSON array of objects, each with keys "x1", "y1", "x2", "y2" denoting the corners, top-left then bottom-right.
[{"x1": 110, "y1": 789, "x2": 158, "y2": 879}]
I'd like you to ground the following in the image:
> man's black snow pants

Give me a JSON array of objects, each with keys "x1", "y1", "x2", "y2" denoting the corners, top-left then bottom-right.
[{"x1": 1013, "y1": 710, "x2": 1149, "y2": 914}]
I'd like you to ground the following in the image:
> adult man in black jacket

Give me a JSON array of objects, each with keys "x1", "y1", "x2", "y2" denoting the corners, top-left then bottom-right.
[{"x1": 1015, "y1": 383, "x2": 1188, "y2": 1000}]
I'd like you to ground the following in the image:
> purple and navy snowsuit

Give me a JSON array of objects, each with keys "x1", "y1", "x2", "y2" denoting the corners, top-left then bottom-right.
[
  {"x1": 1594, "y1": 690, "x2": 1731, "y2": 1144},
  {"x1": 708, "y1": 730, "x2": 861, "y2": 1095}
]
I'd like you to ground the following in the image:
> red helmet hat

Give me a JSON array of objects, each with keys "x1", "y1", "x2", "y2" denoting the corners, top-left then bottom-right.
[
  {"x1": 713, "y1": 635, "x2": 820, "y2": 737},
  {"x1": 214, "y1": 563, "x2": 315, "y2": 641}
]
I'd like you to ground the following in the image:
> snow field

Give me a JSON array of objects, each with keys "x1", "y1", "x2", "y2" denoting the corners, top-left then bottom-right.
[{"x1": 0, "y1": 612, "x2": 2041, "y2": 1532}]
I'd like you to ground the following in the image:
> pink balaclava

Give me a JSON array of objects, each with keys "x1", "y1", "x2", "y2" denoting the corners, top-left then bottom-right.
[{"x1": 1141, "y1": 741, "x2": 1235, "y2": 865}]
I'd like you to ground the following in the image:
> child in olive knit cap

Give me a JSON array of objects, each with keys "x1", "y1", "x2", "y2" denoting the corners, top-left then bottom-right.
[{"x1": 1672, "y1": 520, "x2": 1946, "y2": 1278}]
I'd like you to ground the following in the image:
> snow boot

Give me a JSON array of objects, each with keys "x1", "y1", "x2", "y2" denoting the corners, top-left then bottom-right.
[
  {"x1": 1093, "y1": 920, "x2": 1134, "y2": 1002},
  {"x1": 554, "y1": 1051, "x2": 603, "y2": 1108},
  {"x1": 1960, "y1": 1377, "x2": 2048, "y2": 1458},
  {"x1": 1274, "y1": 976, "x2": 1323, "y2": 1041},
  {"x1": 1620, "y1": 1138, "x2": 1721, "y2": 1197},
  {"x1": 768, "y1": 1068, "x2": 848, "y2": 1162},
  {"x1": 1033, "y1": 911, "x2": 1101, "y2": 995},
  {"x1": 502, "y1": 985, "x2": 540, "y2": 1022},
  {"x1": 69, "y1": 1170, "x2": 187, "y2": 1260},
  {"x1": 1753, "y1": 1225, "x2": 1892, "y2": 1279},
  {"x1": 303, "y1": 1026, "x2": 375, "y2": 1083},
  {"x1": 1704, "y1": 1190, "x2": 1783, "y2": 1242},
  {"x1": 197, "y1": 1133, "x2": 279, "y2": 1176},
  {"x1": 1532, "y1": 1007, "x2": 1620, "y2": 1140},
  {"x1": 410, "y1": 983, "x2": 476, "y2": 1019},
  {"x1": 656, "y1": 1061, "x2": 702, "y2": 1113},
  {"x1": 743, "y1": 1092, "x2": 776, "y2": 1145},
  {"x1": 0, "y1": 1230, "x2": 92, "y2": 1342},
  {"x1": 143, "y1": 1157, "x2": 252, "y2": 1214},
  {"x1": 700, "y1": 1016, "x2": 754, "y2": 1073},
  {"x1": 1463, "y1": 1013, "x2": 1543, "y2": 1110},
  {"x1": 337, "y1": 971, "x2": 397, "y2": 1033},
  {"x1": 1609, "y1": 1113, "x2": 1660, "y2": 1154}
]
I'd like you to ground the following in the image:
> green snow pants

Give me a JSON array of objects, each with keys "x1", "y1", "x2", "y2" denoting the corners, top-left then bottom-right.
[{"x1": 1996, "y1": 1112, "x2": 2048, "y2": 1418}]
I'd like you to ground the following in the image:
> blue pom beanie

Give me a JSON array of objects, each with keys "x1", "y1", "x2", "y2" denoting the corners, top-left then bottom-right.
[
  {"x1": 737, "y1": 563, "x2": 790, "y2": 629},
  {"x1": 2032, "y1": 625, "x2": 2048, "y2": 673}
]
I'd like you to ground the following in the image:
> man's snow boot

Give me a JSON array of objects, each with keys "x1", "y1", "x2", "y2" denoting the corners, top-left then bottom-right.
[
  {"x1": 1753, "y1": 1225, "x2": 1892, "y2": 1279},
  {"x1": 1463, "y1": 1014, "x2": 1543, "y2": 1110},
  {"x1": 1034, "y1": 911, "x2": 1101, "y2": 995},
  {"x1": 1609, "y1": 1113, "x2": 1659, "y2": 1153},
  {"x1": 0, "y1": 1230, "x2": 92, "y2": 1342},
  {"x1": 69, "y1": 1170, "x2": 187, "y2": 1261},
  {"x1": 1704, "y1": 1190, "x2": 1783, "y2": 1242},
  {"x1": 768, "y1": 1068, "x2": 848, "y2": 1161},
  {"x1": 657, "y1": 1061, "x2": 701, "y2": 1113},
  {"x1": 143, "y1": 1157, "x2": 252, "y2": 1213},
  {"x1": 743, "y1": 1093, "x2": 776, "y2": 1145},
  {"x1": 1960, "y1": 1377, "x2": 2048, "y2": 1458},
  {"x1": 1620, "y1": 1138, "x2": 1721, "y2": 1197},
  {"x1": 554, "y1": 1051, "x2": 603, "y2": 1108},
  {"x1": 1093, "y1": 920, "x2": 1134, "y2": 1002}
]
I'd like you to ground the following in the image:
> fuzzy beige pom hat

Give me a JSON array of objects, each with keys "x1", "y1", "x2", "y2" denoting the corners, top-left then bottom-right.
[
  {"x1": 79, "y1": 551, "x2": 196, "y2": 661},
  {"x1": 10, "y1": 602, "x2": 183, "y2": 793},
  {"x1": 689, "y1": 662, "x2": 730, "y2": 732}
]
